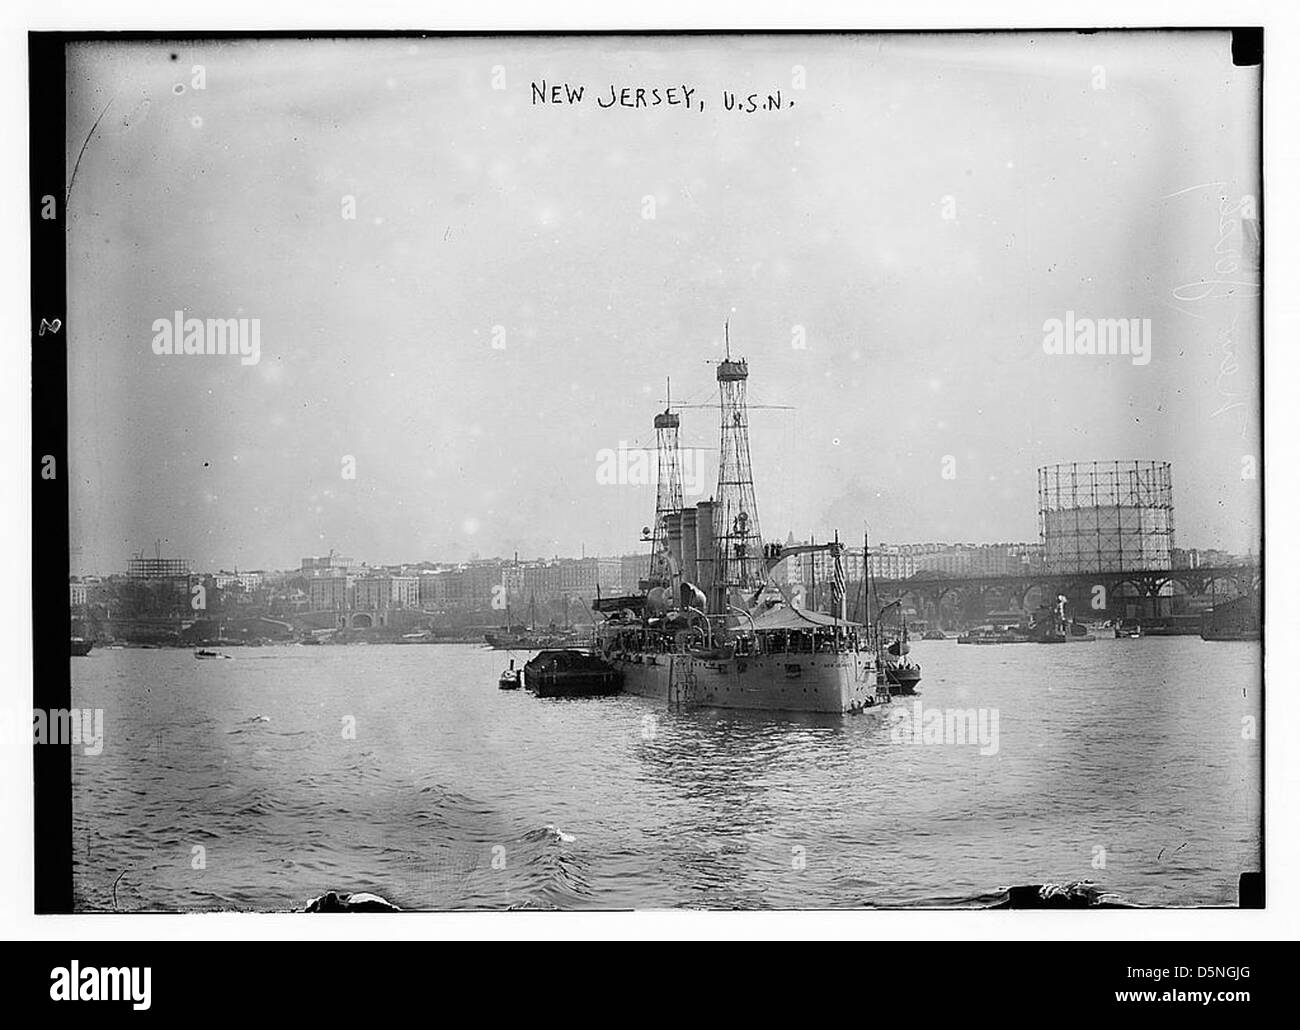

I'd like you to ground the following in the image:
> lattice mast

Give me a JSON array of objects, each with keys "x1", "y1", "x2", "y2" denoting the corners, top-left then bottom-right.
[
  {"x1": 712, "y1": 324, "x2": 766, "y2": 612},
  {"x1": 648, "y1": 378, "x2": 683, "y2": 589}
]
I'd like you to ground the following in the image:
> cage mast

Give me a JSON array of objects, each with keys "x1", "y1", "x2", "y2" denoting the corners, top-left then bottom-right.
[
  {"x1": 648, "y1": 379, "x2": 684, "y2": 589},
  {"x1": 712, "y1": 324, "x2": 766, "y2": 611}
]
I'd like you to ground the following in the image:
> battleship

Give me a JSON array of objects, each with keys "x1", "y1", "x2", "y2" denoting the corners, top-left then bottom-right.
[{"x1": 593, "y1": 330, "x2": 889, "y2": 714}]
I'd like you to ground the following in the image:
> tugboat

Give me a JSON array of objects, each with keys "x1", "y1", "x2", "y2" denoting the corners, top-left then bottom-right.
[
  {"x1": 523, "y1": 649, "x2": 622, "y2": 698},
  {"x1": 498, "y1": 658, "x2": 522, "y2": 690},
  {"x1": 1034, "y1": 597, "x2": 1096, "y2": 643}
]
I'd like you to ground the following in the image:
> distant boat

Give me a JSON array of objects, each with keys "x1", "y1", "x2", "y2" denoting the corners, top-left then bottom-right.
[
  {"x1": 1113, "y1": 621, "x2": 1142, "y2": 639},
  {"x1": 485, "y1": 628, "x2": 582, "y2": 650},
  {"x1": 194, "y1": 649, "x2": 232, "y2": 660},
  {"x1": 486, "y1": 592, "x2": 583, "y2": 650},
  {"x1": 395, "y1": 631, "x2": 436, "y2": 644},
  {"x1": 1034, "y1": 597, "x2": 1096, "y2": 643},
  {"x1": 957, "y1": 625, "x2": 1033, "y2": 645},
  {"x1": 1200, "y1": 627, "x2": 1261, "y2": 642},
  {"x1": 1037, "y1": 625, "x2": 1097, "y2": 643},
  {"x1": 70, "y1": 637, "x2": 93, "y2": 657}
]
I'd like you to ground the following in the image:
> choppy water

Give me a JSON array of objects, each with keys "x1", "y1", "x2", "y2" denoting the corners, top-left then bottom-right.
[{"x1": 70, "y1": 637, "x2": 1261, "y2": 911}]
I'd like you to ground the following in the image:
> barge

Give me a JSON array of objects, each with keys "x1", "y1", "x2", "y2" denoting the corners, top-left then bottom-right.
[{"x1": 523, "y1": 649, "x2": 623, "y2": 698}]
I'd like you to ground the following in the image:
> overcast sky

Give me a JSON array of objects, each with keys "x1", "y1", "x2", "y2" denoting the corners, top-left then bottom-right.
[{"x1": 66, "y1": 31, "x2": 1260, "y2": 574}]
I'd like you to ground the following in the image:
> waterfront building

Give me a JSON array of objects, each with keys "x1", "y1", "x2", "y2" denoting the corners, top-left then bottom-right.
[
  {"x1": 308, "y1": 575, "x2": 351, "y2": 611},
  {"x1": 301, "y1": 554, "x2": 355, "y2": 574},
  {"x1": 502, "y1": 561, "x2": 562, "y2": 604},
  {"x1": 557, "y1": 556, "x2": 622, "y2": 597}
]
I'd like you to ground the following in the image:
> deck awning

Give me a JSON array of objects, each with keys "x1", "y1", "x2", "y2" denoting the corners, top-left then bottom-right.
[{"x1": 748, "y1": 605, "x2": 863, "y2": 631}]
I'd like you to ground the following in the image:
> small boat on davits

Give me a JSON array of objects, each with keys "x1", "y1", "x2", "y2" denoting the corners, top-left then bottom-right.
[
  {"x1": 885, "y1": 660, "x2": 922, "y2": 694},
  {"x1": 879, "y1": 603, "x2": 922, "y2": 695}
]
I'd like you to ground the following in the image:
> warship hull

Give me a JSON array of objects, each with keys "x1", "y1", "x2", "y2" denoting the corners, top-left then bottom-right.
[{"x1": 606, "y1": 651, "x2": 880, "y2": 713}]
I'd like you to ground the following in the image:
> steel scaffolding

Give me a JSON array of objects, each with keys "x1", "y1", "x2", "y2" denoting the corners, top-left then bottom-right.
[{"x1": 1037, "y1": 460, "x2": 1175, "y2": 573}]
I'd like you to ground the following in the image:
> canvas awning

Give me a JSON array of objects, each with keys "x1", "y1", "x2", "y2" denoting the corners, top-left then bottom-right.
[{"x1": 747, "y1": 605, "x2": 862, "y2": 631}]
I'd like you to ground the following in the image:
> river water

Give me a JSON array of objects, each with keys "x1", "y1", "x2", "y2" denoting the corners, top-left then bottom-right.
[{"x1": 70, "y1": 637, "x2": 1261, "y2": 911}]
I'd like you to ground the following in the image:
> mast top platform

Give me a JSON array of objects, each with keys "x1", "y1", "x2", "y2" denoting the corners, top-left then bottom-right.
[
  {"x1": 717, "y1": 357, "x2": 748, "y2": 382},
  {"x1": 717, "y1": 320, "x2": 749, "y2": 382}
]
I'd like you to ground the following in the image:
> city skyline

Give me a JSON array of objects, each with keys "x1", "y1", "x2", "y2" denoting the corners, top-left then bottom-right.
[{"x1": 75, "y1": 532, "x2": 1253, "y2": 580}]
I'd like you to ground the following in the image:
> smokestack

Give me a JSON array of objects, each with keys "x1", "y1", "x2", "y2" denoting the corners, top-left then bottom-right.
[
  {"x1": 680, "y1": 507, "x2": 698, "y2": 588},
  {"x1": 694, "y1": 499, "x2": 715, "y2": 597},
  {"x1": 665, "y1": 511, "x2": 684, "y2": 581}
]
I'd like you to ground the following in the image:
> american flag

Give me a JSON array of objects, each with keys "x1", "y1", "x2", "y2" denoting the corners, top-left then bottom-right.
[{"x1": 831, "y1": 548, "x2": 846, "y2": 618}]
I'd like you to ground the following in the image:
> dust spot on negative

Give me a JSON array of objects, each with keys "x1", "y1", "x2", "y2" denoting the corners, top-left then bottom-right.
[
  {"x1": 170, "y1": 53, "x2": 178, "y2": 61},
  {"x1": 174, "y1": 84, "x2": 186, "y2": 95},
  {"x1": 102, "y1": 96, "x2": 152, "y2": 136}
]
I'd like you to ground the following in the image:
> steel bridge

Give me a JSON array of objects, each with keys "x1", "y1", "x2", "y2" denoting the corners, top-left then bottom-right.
[{"x1": 868, "y1": 564, "x2": 1260, "y2": 621}]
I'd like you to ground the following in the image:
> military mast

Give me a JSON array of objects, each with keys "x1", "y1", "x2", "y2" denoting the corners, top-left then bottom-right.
[
  {"x1": 648, "y1": 378, "x2": 684, "y2": 591},
  {"x1": 712, "y1": 324, "x2": 766, "y2": 613}
]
